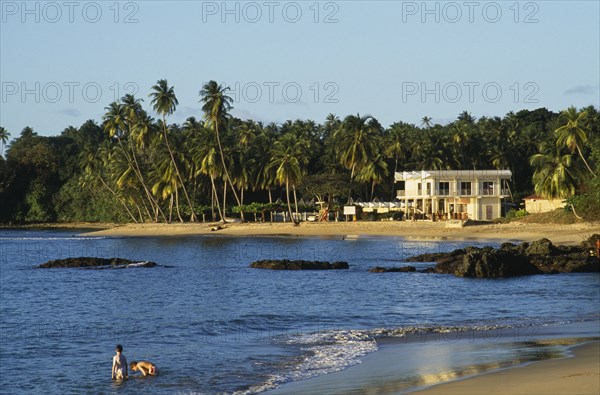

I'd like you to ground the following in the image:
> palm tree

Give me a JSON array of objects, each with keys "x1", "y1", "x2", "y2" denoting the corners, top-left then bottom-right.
[
  {"x1": 151, "y1": 149, "x2": 185, "y2": 223},
  {"x1": 80, "y1": 144, "x2": 139, "y2": 223},
  {"x1": 188, "y1": 122, "x2": 225, "y2": 222},
  {"x1": 121, "y1": 94, "x2": 166, "y2": 222},
  {"x1": 267, "y1": 134, "x2": 308, "y2": 224},
  {"x1": 199, "y1": 80, "x2": 245, "y2": 222},
  {"x1": 555, "y1": 107, "x2": 595, "y2": 176},
  {"x1": 103, "y1": 101, "x2": 163, "y2": 222},
  {"x1": 530, "y1": 144, "x2": 581, "y2": 200},
  {"x1": 420, "y1": 116, "x2": 432, "y2": 129},
  {"x1": 356, "y1": 150, "x2": 389, "y2": 201},
  {"x1": 334, "y1": 114, "x2": 381, "y2": 181},
  {"x1": 149, "y1": 79, "x2": 197, "y2": 221},
  {"x1": 0, "y1": 127, "x2": 10, "y2": 156},
  {"x1": 384, "y1": 123, "x2": 407, "y2": 199}
]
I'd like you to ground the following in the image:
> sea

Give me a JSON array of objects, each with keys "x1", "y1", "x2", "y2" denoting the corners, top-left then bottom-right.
[{"x1": 0, "y1": 228, "x2": 598, "y2": 394}]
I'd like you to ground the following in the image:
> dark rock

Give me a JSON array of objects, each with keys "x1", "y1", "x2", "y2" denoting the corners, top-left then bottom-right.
[
  {"x1": 250, "y1": 259, "x2": 349, "y2": 270},
  {"x1": 369, "y1": 266, "x2": 416, "y2": 273},
  {"x1": 455, "y1": 249, "x2": 540, "y2": 278},
  {"x1": 581, "y1": 234, "x2": 600, "y2": 250},
  {"x1": 37, "y1": 257, "x2": 157, "y2": 269},
  {"x1": 406, "y1": 235, "x2": 600, "y2": 278},
  {"x1": 525, "y1": 238, "x2": 556, "y2": 255}
]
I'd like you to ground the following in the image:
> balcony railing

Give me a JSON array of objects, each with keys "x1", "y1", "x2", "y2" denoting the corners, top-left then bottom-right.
[
  {"x1": 480, "y1": 189, "x2": 494, "y2": 196},
  {"x1": 436, "y1": 189, "x2": 451, "y2": 196},
  {"x1": 397, "y1": 190, "x2": 406, "y2": 197},
  {"x1": 460, "y1": 189, "x2": 473, "y2": 196}
]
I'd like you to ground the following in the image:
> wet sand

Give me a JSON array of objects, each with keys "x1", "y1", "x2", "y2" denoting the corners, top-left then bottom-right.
[{"x1": 267, "y1": 321, "x2": 600, "y2": 395}]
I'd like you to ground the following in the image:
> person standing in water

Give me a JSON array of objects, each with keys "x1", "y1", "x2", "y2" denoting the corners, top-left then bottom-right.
[{"x1": 112, "y1": 344, "x2": 128, "y2": 380}]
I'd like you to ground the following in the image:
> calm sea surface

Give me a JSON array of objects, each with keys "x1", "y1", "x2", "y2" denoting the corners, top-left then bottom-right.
[{"x1": 0, "y1": 229, "x2": 598, "y2": 394}]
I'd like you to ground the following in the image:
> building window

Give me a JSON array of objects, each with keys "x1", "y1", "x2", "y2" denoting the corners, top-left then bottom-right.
[
  {"x1": 426, "y1": 182, "x2": 431, "y2": 196},
  {"x1": 438, "y1": 182, "x2": 450, "y2": 196},
  {"x1": 396, "y1": 181, "x2": 406, "y2": 197},
  {"x1": 481, "y1": 181, "x2": 494, "y2": 195},
  {"x1": 418, "y1": 183, "x2": 422, "y2": 196},
  {"x1": 460, "y1": 182, "x2": 472, "y2": 195}
]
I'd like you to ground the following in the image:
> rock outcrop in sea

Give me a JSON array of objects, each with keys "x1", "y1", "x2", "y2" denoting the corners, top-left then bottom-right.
[
  {"x1": 37, "y1": 257, "x2": 157, "y2": 269},
  {"x1": 250, "y1": 259, "x2": 349, "y2": 270},
  {"x1": 368, "y1": 266, "x2": 416, "y2": 273},
  {"x1": 406, "y1": 235, "x2": 600, "y2": 278}
]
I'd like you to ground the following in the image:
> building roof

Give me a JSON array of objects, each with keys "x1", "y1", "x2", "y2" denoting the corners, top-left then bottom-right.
[
  {"x1": 523, "y1": 194, "x2": 557, "y2": 201},
  {"x1": 395, "y1": 170, "x2": 512, "y2": 181}
]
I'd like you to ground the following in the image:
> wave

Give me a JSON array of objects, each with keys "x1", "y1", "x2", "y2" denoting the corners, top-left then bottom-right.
[{"x1": 232, "y1": 317, "x2": 599, "y2": 395}]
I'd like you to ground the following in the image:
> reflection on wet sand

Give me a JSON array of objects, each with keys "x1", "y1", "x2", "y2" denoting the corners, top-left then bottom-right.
[{"x1": 299, "y1": 338, "x2": 598, "y2": 395}]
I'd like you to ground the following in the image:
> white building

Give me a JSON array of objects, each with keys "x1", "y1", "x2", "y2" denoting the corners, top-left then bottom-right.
[
  {"x1": 394, "y1": 170, "x2": 512, "y2": 221},
  {"x1": 523, "y1": 195, "x2": 565, "y2": 214}
]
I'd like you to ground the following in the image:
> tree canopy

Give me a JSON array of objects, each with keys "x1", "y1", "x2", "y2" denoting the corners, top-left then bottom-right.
[{"x1": 1, "y1": 81, "x2": 598, "y2": 223}]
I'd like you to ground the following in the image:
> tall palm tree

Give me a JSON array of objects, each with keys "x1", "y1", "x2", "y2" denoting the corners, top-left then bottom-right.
[
  {"x1": 121, "y1": 94, "x2": 166, "y2": 222},
  {"x1": 80, "y1": 144, "x2": 138, "y2": 222},
  {"x1": 151, "y1": 149, "x2": 185, "y2": 223},
  {"x1": 334, "y1": 114, "x2": 381, "y2": 181},
  {"x1": 267, "y1": 133, "x2": 308, "y2": 224},
  {"x1": 199, "y1": 80, "x2": 245, "y2": 222},
  {"x1": 555, "y1": 107, "x2": 595, "y2": 176},
  {"x1": 188, "y1": 122, "x2": 225, "y2": 222},
  {"x1": 0, "y1": 127, "x2": 10, "y2": 156},
  {"x1": 384, "y1": 123, "x2": 407, "y2": 199},
  {"x1": 149, "y1": 79, "x2": 197, "y2": 221}
]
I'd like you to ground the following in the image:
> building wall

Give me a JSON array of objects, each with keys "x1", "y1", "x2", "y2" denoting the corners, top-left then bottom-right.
[
  {"x1": 525, "y1": 199, "x2": 565, "y2": 214},
  {"x1": 478, "y1": 197, "x2": 501, "y2": 220}
]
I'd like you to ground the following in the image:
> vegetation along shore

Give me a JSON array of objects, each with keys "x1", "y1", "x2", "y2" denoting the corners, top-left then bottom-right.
[{"x1": 0, "y1": 80, "x2": 598, "y2": 226}]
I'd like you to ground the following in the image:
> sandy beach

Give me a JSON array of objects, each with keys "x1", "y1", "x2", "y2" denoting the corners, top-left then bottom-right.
[
  {"x1": 414, "y1": 341, "x2": 600, "y2": 395},
  {"x1": 267, "y1": 321, "x2": 600, "y2": 395},
  {"x1": 81, "y1": 220, "x2": 600, "y2": 245}
]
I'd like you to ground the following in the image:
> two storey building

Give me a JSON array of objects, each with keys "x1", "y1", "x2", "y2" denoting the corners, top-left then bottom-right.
[{"x1": 394, "y1": 170, "x2": 512, "y2": 221}]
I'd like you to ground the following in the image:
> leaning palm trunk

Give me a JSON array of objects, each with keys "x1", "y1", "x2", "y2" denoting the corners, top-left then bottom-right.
[
  {"x1": 128, "y1": 136, "x2": 167, "y2": 222},
  {"x1": 96, "y1": 175, "x2": 138, "y2": 222},
  {"x1": 576, "y1": 144, "x2": 596, "y2": 176},
  {"x1": 285, "y1": 177, "x2": 297, "y2": 224},
  {"x1": 571, "y1": 202, "x2": 583, "y2": 220},
  {"x1": 293, "y1": 186, "x2": 299, "y2": 222},
  {"x1": 175, "y1": 187, "x2": 184, "y2": 223},
  {"x1": 115, "y1": 135, "x2": 164, "y2": 222},
  {"x1": 214, "y1": 119, "x2": 245, "y2": 222},
  {"x1": 210, "y1": 174, "x2": 224, "y2": 222},
  {"x1": 138, "y1": 191, "x2": 153, "y2": 221},
  {"x1": 161, "y1": 119, "x2": 197, "y2": 222}
]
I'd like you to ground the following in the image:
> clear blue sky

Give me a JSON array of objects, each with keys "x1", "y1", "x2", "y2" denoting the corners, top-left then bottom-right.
[{"x1": 1, "y1": 0, "x2": 599, "y2": 138}]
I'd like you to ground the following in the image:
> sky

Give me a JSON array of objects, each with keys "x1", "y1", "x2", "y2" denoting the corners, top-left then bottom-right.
[{"x1": 1, "y1": 0, "x2": 599, "y2": 139}]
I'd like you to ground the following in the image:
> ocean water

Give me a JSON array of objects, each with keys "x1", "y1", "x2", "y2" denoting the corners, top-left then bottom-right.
[{"x1": 0, "y1": 229, "x2": 598, "y2": 394}]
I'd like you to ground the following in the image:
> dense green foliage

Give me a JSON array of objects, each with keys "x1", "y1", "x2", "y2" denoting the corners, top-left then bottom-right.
[{"x1": 0, "y1": 81, "x2": 598, "y2": 223}]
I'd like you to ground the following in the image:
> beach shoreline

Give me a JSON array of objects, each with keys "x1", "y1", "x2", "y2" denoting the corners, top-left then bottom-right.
[
  {"x1": 69, "y1": 220, "x2": 600, "y2": 245},
  {"x1": 267, "y1": 321, "x2": 600, "y2": 395},
  {"x1": 412, "y1": 340, "x2": 600, "y2": 395}
]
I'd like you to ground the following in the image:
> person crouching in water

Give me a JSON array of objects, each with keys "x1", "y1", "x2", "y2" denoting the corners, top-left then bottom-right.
[{"x1": 130, "y1": 360, "x2": 158, "y2": 376}]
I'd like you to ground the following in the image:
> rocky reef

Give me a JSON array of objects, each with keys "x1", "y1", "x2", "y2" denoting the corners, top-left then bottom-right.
[
  {"x1": 250, "y1": 259, "x2": 349, "y2": 270},
  {"x1": 369, "y1": 266, "x2": 416, "y2": 273},
  {"x1": 37, "y1": 257, "x2": 157, "y2": 269},
  {"x1": 406, "y1": 235, "x2": 600, "y2": 278}
]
